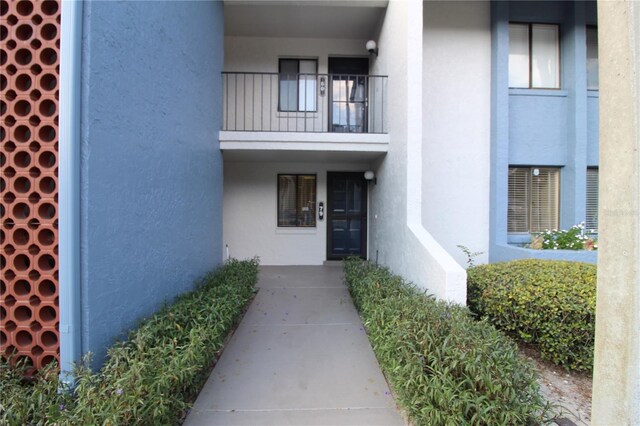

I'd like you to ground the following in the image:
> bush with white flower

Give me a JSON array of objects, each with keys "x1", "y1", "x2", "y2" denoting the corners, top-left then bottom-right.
[{"x1": 529, "y1": 222, "x2": 598, "y2": 251}]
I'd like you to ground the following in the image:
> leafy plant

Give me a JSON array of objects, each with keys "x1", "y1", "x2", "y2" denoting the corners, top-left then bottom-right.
[
  {"x1": 529, "y1": 222, "x2": 598, "y2": 250},
  {"x1": 344, "y1": 258, "x2": 552, "y2": 425},
  {"x1": 0, "y1": 258, "x2": 259, "y2": 425},
  {"x1": 467, "y1": 259, "x2": 596, "y2": 371},
  {"x1": 457, "y1": 245, "x2": 484, "y2": 268},
  {"x1": 0, "y1": 357, "x2": 73, "y2": 425}
]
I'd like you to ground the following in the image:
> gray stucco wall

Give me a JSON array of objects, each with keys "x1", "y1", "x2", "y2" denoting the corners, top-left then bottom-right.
[{"x1": 79, "y1": 1, "x2": 224, "y2": 366}]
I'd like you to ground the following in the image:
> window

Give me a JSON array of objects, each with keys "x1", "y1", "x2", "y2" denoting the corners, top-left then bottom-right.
[
  {"x1": 278, "y1": 174, "x2": 317, "y2": 227},
  {"x1": 279, "y1": 59, "x2": 317, "y2": 112},
  {"x1": 509, "y1": 23, "x2": 560, "y2": 89},
  {"x1": 508, "y1": 167, "x2": 560, "y2": 233},
  {"x1": 586, "y1": 168, "x2": 598, "y2": 232},
  {"x1": 587, "y1": 26, "x2": 599, "y2": 90}
]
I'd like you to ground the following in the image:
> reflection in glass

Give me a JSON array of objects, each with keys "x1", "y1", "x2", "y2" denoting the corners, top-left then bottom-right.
[
  {"x1": 509, "y1": 24, "x2": 530, "y2": 88},
  {"x1": 331, "y1": 76, "x2": 366, "y2": 133},
  {"x1": 531, "y1": 24, "x2": 559, "y2": 88}
]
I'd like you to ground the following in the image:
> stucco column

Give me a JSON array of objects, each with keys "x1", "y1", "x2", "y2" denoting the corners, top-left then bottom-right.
[{"x1": 591, "y1": 1, "x2": 640, "y2": 424}]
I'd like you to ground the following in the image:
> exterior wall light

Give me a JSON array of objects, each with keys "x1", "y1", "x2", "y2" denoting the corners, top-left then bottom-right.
[
  {"x1": 366, "y1": 40, "x2": 378, "y2": 56},
  {"x1": 364, "y1": 170, "x2": 377, "y2": 185}
]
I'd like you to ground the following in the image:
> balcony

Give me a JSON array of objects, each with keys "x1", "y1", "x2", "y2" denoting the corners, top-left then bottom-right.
[
  {"x1": 222, "y1": 72, "x2": 387, "y2": 134},
  {"x1": 220, "y1": 72, "x2": 389, "y2": 161}
]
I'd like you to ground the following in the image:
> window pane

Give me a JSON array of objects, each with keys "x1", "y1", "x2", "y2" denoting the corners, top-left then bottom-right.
[
  {"x1": 299, "y1": 60, "x2": 316, "y2": 75},
  {"x1": 530, "y1": 168, "x2": 559, "y2": 232},
  {"x1": 298, "y1": 60, "x2": 317, "y2": 111},
  {"x1": 297, "y1": 175, "x2": 316, "y2": 227},
  {"x1": 531, "y1": 24, "x2": 559, "y2": 88},
  {"x1": 278, "y1": 175, "x2": 297, "y2": 226},
  {"x1": 279, "y1": 60, "x2": 298, "y2": 111},
  {"x1": 587, "y1": 27, "x2": 599, "y2": 90},
  {"x1": 509, "y1": 24, "x2": 531, "y2": 88},
  {"x1": 586, "y1": 168, "x2": 599, "y2": 232},
  {"x1": 332, "y1": 78, "x2": 351, "y2": 102},
  {"x1": 508, "y1": 167, "x2": 530, "y2": 232}
]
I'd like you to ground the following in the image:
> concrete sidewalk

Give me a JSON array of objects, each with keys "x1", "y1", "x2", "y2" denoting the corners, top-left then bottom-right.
[{"x1": 184, "y1": 265, "x2": 404, "y2": 425}]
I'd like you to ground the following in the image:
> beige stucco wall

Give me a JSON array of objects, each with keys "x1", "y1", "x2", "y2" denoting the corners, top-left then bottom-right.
[
  {"x1": 223, "y1": 161, "x2": 369, "y2": 265},
  {"x1": 591, "y1": 1, "x2": 640, "y2": 424}
]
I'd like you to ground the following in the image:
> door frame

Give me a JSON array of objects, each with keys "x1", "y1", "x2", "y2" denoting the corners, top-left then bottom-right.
[{"x1": 326, "y1": 171, "x2": 368, "y2": 260}]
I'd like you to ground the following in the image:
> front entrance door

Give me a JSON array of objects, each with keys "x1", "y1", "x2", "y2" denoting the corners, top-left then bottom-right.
[
  {"x1": 327, "y1": 172, "x2": 367, "y2": 260},
  {"x1": 328, "y1": 57, "x2": 369, "y2": 133}
]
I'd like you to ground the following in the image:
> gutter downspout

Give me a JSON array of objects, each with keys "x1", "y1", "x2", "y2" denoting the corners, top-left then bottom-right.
[{"x1": 59, "y1": 0, "x2": 83, "y2": 384}]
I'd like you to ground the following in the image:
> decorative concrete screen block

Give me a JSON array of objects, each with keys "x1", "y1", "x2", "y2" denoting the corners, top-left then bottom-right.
[{"x1": 1, "y1": 0, "x2": 60, "y2": 373}]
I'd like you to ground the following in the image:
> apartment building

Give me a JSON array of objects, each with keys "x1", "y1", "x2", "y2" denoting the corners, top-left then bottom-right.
[{"x1": 2, "y1": 0, "x2": 599, "y2": 372}]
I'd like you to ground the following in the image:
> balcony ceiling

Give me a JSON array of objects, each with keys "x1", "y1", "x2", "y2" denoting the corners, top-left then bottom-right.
[{"x1": 224, "y1": 1, "x2": 387, "y2": 39}]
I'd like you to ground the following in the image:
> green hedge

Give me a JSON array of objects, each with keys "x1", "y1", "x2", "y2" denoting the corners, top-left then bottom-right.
[
  {"x1": 1, "y1": 258, "x2": 259, "y2": 425},
  {"x1": 344, "y1": 259, "x2": 550, "y2": 425},
  {"x1": 467, "y1": 259, "x2": 596, "y2": 372}
]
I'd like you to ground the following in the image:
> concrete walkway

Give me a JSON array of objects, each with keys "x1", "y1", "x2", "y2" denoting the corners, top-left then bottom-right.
[{"x1": 184, "y1": 265, "x2": 404, "y2": 425}]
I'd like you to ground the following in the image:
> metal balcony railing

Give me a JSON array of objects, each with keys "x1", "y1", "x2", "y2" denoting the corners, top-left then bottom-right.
[{"x1": 222, "y1": 72, "x2": 388, "y2": 134}]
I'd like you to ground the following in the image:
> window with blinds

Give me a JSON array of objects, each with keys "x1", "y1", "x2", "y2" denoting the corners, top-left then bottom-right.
[
  {"x1": 586, "y1": 168, "x2": 599, "y2": 232},
  {"x1": 508, "y1": 167, "x2": 560, "y2": 233},
  {"x1": 278, "y1": 174, "x2": 317, "y2": 227}
]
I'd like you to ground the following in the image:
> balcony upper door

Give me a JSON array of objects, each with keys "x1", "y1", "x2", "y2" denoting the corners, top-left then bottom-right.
[{"x1": 329, "y1": 57, "x2": 369, "y2": 133}]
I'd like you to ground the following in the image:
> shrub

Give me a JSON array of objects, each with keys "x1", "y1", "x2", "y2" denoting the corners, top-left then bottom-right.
[
  {"x1": 467, "y1": 259, "x2": 596, "y2": 372},
  {"x1": 344, "y1": 258, "x2": 551, "y2": 425},
  {"x1": 0, "y1": 258, "x2": 259, "y2": 426}
]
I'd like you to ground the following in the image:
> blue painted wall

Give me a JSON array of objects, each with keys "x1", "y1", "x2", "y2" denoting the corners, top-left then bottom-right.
[
  {"x1": 79, "y1": 1, "x2": 224, "y2": 367},
  {"x1": 509, "y1": 90, "x2": 568, "y2": 165},
  {"x1": 490, "y1": 1, "x2": 598, "y2": 264}
]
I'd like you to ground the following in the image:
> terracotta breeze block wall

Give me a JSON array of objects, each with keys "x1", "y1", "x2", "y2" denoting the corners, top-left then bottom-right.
[{"x1": 1, "y1": 0, "x2": 60, "y2": 373}]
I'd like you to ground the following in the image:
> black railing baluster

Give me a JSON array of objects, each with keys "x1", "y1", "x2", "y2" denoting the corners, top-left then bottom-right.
[
  {"x1": 251, "y1": 74, "x2": 255, "y2": 131},
  {"x1": 221, "y1": 72, "x2": 387, "y2": 134}
]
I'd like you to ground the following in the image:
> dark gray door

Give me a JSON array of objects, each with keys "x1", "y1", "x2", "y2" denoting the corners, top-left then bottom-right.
[{"x1": 327, "y1": 172, "x2": 367, "y2": 260}]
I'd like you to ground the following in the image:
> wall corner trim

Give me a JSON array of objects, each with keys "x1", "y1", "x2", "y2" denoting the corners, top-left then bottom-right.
[{"x1": 59, "y1": 0, "x2": 83, "y2": 381}]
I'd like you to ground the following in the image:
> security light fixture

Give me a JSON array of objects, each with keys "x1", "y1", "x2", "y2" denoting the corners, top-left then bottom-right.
[
  {"x1": 364, "y1": 170, "x2": 377, "y2": 185},
  {"x1": 366, "y1": 40, "x2": 378, "y2": 56}
]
